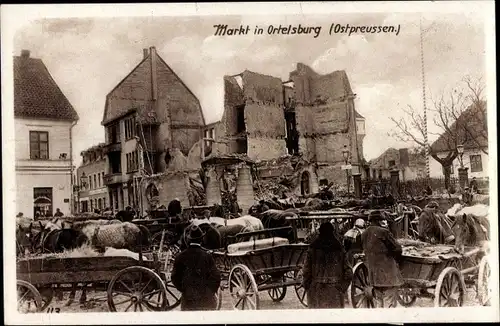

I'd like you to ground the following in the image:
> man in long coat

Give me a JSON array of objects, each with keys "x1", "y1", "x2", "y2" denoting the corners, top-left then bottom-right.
[
  {"x1": 361, "y1": 210, "x2": 403, "y2": 308},
  {"x1": 301, "y1": 222, "x2": 352, "y2": 308},
  {"x1": 171, "y1": 225, "x2": 221, "y2": 310}
]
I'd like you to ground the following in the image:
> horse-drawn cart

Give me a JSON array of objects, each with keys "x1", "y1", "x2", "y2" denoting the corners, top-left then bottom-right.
[
  {"x1": 211, "y1": 227, "x2": 309, "y2": 310},
  {"x1": 349, "y1": 245, "x2": 491, "y2": 308},
  {"x1": 16, "y1": 251, "x2": 181, "y2": 313}
]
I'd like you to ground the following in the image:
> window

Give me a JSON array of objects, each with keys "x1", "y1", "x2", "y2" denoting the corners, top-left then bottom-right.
[
  {"x1": 30, "y1": 131, "x2": 49, "y2": 159},
  {"x1": 388, "y1": 160, "x2": 396, "y2": 168},
  {"x1": 107, "y1": 123, "x2": 120, "y2": 144},
  {"x1": 33, "y1": 187, "x2": 53, "y2": 217},
  {"x1": 470, "y1": 155, "x2": 483, "y2": 172},
  {"x1": 127, "y1": 151, "x2": 139, "y2": 172},
  {"x1": 125, "y1": 117, "x2": 136, "y2": 140},
  {"x1": 89, "y1": 175, "x2": 93, "y2": 189},
  {"x1": 109, "y1": 152, "x2": 121, "y2": 174}
]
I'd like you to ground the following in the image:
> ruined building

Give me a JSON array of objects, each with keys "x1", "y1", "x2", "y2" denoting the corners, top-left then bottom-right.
[
  {"x1": 212, "y1": 63, "x2": 367, "y2": 197},
  {"x1": 101, "y1": 47, "x2": 206, "y2": 212}
]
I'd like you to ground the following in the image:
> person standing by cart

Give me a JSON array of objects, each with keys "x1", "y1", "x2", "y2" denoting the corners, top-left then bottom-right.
[
  {"x1": 301, "y1": 222, "x2": 353, "y2": 308},
  {"x1": 361, "y1": 210, "x2": 403, "y2": 308},
  {"x1": 171, "y1": 225, "x2": 221, "y2": 310}
]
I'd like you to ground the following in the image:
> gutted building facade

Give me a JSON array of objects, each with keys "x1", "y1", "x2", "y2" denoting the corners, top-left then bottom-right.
[
  {"x1": 212, "y1": 63, "x2": 366, "y2": 195},
  {"x1": 101, "y1": 46, "x2": 206, "y2": 212}
]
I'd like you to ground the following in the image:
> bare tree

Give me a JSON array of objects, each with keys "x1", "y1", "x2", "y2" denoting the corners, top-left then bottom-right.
[{"x1": 389, "y1": 76, "x2": 486, "y2": 189}]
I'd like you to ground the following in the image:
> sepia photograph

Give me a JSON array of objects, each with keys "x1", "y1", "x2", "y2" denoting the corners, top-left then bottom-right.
[{"x1": 2, "y1": 2, "x2": 498, "y2": 324}]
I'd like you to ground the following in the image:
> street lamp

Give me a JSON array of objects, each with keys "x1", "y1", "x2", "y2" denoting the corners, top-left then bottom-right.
[
  {"x1": 457, "y1": 144, "x2": 465, "y2": 168},
  {"x1": 342, "y1": 145, "x2": 351, "y2": 193},
  {"x1": 79, "y1": 172, "x2": 88, "y2": 213}
]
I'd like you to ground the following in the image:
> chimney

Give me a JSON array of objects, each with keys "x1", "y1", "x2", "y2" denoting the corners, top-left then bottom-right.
[
  {"x1": 150, "y1": 46, "x2": 158, "y2": 101},
  {"x1": 143, "y1": 48, "x2": 149, "y2": 59},
  {"x1": 21, "y1": 50, "x2": 30, "y2": 58}
]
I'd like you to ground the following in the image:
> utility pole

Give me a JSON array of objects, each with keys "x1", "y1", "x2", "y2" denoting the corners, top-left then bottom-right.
[{"x1": 420, "y1": 16, "x2": 430, "y2": 178}]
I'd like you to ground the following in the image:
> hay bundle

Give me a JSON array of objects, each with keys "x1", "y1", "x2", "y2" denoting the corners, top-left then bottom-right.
[{"x1": 19, "y1": 244, "x2": 100, "y2": 261}]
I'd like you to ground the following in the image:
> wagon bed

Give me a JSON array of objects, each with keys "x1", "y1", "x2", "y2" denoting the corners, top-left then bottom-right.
[
  {"x1": 17, "y1": 255, "x2": 160, "y2": 285},
  {"x1": 16, "y1": 253, "x2": 181, "y2": 313},
  {"x1": 350, "y1": 244, "x2": 490, "y2": 308},
  {"x1": 210, "y1": 227, "x2": 310, "y2": 310}
]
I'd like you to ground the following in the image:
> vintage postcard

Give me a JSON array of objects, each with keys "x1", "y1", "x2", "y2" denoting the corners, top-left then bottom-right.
[{"x1": 2, "y1": 2, "x2": 498, "y2": 324}]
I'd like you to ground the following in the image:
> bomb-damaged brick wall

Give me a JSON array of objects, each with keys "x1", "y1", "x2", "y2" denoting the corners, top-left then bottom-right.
[
  {"x1": 218, "y1": 71, "x2": 287, "y2": 160},
  {"x1": 242, "y1": 71, "x2": 287, "y2": 161},
  {"x1": 155, "y1": 56, "x2": 204, "y2": 156},
  {"x1": 214, "y1": 76, "x2": 246, "y2": 155},
  {"x1": 289, "y1": 63, "x2": 359, "y2": 168}
]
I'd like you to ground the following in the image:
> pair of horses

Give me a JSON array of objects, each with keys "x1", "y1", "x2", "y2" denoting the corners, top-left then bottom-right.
[
  {"x1": 16, "y1": 217, "x2": 151, "y2": 256},
  {"x1": 16, "y1": 219, "x2": 85, "y2": 256}
]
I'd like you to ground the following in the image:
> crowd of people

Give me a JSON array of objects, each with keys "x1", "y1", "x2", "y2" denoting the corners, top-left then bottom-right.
[{"x1": 170, "y1": 208, "x2": 406, "y2": 310}]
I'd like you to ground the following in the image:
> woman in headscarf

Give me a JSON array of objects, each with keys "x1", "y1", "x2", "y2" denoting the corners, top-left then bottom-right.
[{"x1": 301, "y1": 222, "x2": 352, "y2": 308}]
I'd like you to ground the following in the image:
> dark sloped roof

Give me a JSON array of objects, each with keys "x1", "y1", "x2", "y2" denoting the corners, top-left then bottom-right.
[
  {"x1": 14, "y1": 55, "x2": 79, "y2": 121},
  {"x1": 431, "y1": 101, "x2": 488, "y2": 153},
  {"x1": 355, "y1": 110, "x2": 365, "y2": 119}
]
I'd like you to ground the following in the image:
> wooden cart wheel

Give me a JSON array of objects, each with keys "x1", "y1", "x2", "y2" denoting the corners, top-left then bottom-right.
[
  {"x1": 229, "y1": 264, "x2": 259, "y2": 310},
  {"x1": 293, "y1": 269, "x2": 307, "y2": 307},
  {"x1": 215, "y1": 287, "x2": 223, "y2": 310},
  {"x1": 397, "y1": 288, "x2": 417, "y2": 307},
  {"x1": 477, "y1": 256, "x2": 491, "y2": 306},
  {"x1": 349, "y1": 262, "x2": 375, "y2": 308},
  {"x1": 151, "y1": 231, "x2": 177, "y2": 250},
  {"x1": 160, "y1": 272, "x2": 182, "y2": 311},
  {"x1": 268, "y1": 286, "x2": 287, "y2": 302},
  {"x1": 434, "y1": 267, "x2": 465, "y2": 307},
  {"x1": 17, "y1": 280, "x2": 43, "y2": 313},
  {"x1": 107, "y1": 266, "x2": 168, "y2": 312}
]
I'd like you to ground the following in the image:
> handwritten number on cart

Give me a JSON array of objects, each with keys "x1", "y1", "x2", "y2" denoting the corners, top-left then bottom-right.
[{"x1": 46, "y1": 307, "x2": 61, "y2": 313}]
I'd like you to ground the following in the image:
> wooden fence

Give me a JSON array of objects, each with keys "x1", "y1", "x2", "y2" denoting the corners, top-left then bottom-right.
[{"x1": 362, "y1": 176, "x2": 489, "y2": 198}]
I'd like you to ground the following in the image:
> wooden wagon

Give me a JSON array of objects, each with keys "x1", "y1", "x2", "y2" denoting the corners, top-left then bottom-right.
[
  {"x1": 349, "y1": 245, "x2": 491, "y2": 308},
  {"x1": 210, "y1": 227, "x2": 309, "y2": 310},
  {"x1": 16, "y1": 251, "x2": 181, "y2": 313}
]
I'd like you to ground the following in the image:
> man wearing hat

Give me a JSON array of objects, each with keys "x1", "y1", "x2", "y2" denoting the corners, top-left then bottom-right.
[
  {"x1": 361, "y1": 210, "x2": 403, "y2": 308},
  {"x1": 171, "y1": 225, "x2": 221, "y2": 311}
]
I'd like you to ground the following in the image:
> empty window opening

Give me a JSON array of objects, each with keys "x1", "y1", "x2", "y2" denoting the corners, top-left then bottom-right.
[{"x1": 285, "y1": 111, "x2": 299, "y2": 155}]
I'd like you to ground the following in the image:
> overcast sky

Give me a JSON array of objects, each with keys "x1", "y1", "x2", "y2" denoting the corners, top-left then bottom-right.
[{"x1": 12, "y1": 12, "x2": 486, "y2": 164}]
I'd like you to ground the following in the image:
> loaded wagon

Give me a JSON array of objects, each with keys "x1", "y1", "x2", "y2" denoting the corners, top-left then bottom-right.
[
  {"x1": 210, "y1": 227, "x2": 309, "y2": 310},
  {"x1": 349, "y1": 244, "x2": 491, "y2": 308},
  {"x1": 16, "y1": 249, "x2": 181, "y2": 313}
]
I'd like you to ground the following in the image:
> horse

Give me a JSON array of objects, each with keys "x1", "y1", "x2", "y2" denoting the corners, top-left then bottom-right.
[
  {"x1": 205, "y1": 215, "x2": 264, "y2": 233},
  {"x1": 451, "y1": 213, "x2": 490, "y2": 254},
  {"x1": 257, "y1": 209, "x2": 298, "y2": 243}
]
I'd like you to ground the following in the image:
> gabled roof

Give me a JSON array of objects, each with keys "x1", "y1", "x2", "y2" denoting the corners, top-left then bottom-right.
[
  {"x1": 14, "y1": 52, "x2": 79, "y2": 121},
  {"x1": 431, "y1": 101, "x2": 488, "y2": 153},
  {"x1": 102, "y1": 47, "x2": 205, "y2": 126},
  {"x1": 355, "y1": 110, "x2": 365, "y2": 119}
]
